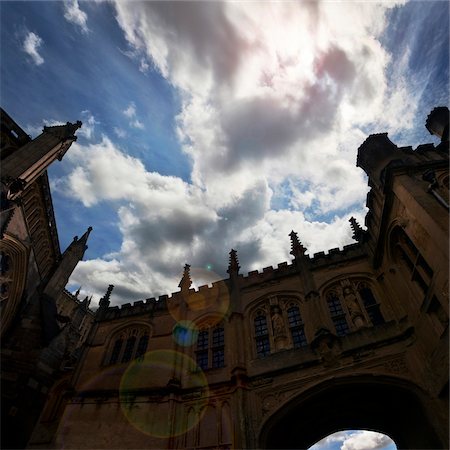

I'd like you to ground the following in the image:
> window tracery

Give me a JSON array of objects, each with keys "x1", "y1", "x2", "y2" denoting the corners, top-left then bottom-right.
[
  {"x1": 251, "y1": 296, "x2": 306, "y2": 357},
  {"x1": 0, "y1": 236, "x2": 28, "y2": 337},
  {"x1": 286, "y1": 304, "x2": 307, "y2": 348},
  {"x1": 195, "y1": 324, "x2": 225, "y2": 370},
  {"x1": 324, "y1": 280, "x2": 384, "y2": 335},
  {"x1": 326, "y1": 291, "x2": 350, "y2": 336},
  {"x1": 106, "y1": 327, "x2": 150, "y2": 365}
]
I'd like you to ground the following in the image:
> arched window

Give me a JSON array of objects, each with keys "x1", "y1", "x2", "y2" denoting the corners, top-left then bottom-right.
[
  {"x1": 195, "y1": 325, "x2": 225, "y2": 370},
  {"x1": 106, "y1": 327, "x2": 149, "y2": 365},
  {"x1": 212, "y1": 327, "x2": 225, "y2": 368},
  {"x1": 122, "y1": 336, "x2": 136, "y2": 363},
  {"x1": 254, "y1": 311, "x2": 270, "y2": 357},
  {"x1": 196, "y1": 330, "x2": 209, "y2": 369},
  {"x1": 287, "y1": 305, "x2": 307, "y2": 347},
  {"x1": 109, "y1": 338, "x2": 123, "y2": 365},
  {"x1": 135, "y1": 333, "x2": 149, "y2": 359},
  {"x1": 358, "y1": 284, "x2": 385, "y2": 326},
  {"x1": 327, "y1": 292, "x2": 349, "y2": 336}
]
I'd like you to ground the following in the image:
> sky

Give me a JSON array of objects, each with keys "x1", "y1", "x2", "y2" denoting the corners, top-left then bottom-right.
[
  {"x1": 1, "y1": 0, "x2": 448, "y2": 309},
  {"x1": 1, "y1": 2, "x2": 447, "y2": 448}
]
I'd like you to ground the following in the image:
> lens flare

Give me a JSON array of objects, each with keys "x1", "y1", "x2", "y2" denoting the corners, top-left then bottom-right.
[
  {"x1": 173, "y1": 320, "x2": 199, "y2": 347},
  {"x1": 120, "y1": 350, "x2": 209, "y2": 438},
  {"x1": 168, "y1": 266, "x2": 231, "y2": 327}
]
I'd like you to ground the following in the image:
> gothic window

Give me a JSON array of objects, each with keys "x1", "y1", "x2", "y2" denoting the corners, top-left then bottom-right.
[
  {"x1": 135, "y1": 334, "x2": 149, "y2": 359},
  {"x1": 121, "y1": 336, "x2": 136, "y2": 363},
  {"x1": 254, "y1": 311, "x2": 271, "y2": 357},
  {"x1": 327, "y1": 292, "x2": 349, "y2": 336},
  {"x1": 109, "y1": 338, "x2": 123, "y2": 365},
  {"x1": 195, "y1": 325, "x2": 225, "y2": 370},
  {"x1": 212, "y1": 327, "x2": 225, "y2": 368},
  {"x1": 0, "y1": 237, "x2": 28, "y2": 337},
  {"x1": 106, "y1": 327, "x2": 149, "y2": 365},
  {"x1": 287, "y1": 305, "x2": 307, "y2": 347},
  {"x1": 358, "y1": 284, "x2": 385, "y2": 326},
  {"x1": 196, "y1": 330, "x2": 209, "y2": 369}
]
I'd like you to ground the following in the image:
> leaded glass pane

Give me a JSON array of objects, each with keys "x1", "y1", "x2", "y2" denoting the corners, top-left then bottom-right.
[
  {"x1": 327, "y1": 294, "x2": 344, "y2": 316},
  {"x1": 196, "y1": 350, "x2": 208, "y2": 369},
  {"x1": 254, "y1": 315, "x2": 268, "y2": 336},
  {"x1": 256, "y1": 336, "x2": 270, "y2": 357},
  {"x1": 135, "y1": 334, "x2": 148, "y2": 359},
  {"x1": 109, "y1": 339, "x2": 123, "y2": 365},
  {"x1": 291, "y1": 327, "x2": 307, "y2": 347},
  {"x1": 121, "y1": 336, "x2": 136, "y2": 363},
  {"x1": 287, "y1": 306, "x2": 302, "y2": 327},
  {"x1": 197, "y1": 330, "x2": 209, "y2": 350},
  {"x1": 212, "y1": 348, "x2": 225, "y2": 368},
  {"x1": 212, "y1": 327, "x2": 224, "y2": 347},
  {"x1": 333, "y1": 317, "x2": 349, "y2": 336}
]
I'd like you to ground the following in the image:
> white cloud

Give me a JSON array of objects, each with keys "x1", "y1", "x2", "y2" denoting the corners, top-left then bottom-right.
[
  {"x1": 63, "y1": 0, "x2": 89, "y2": 34},
  {"x1": 122, "y1": 102, "x2": 145, "y2": 130},
  {"x1": 131, "y1": 119, "x2": 144, "y2": 129},
  {"x1": 113, "y1": 127, "x2": 126, "y2": 138},
  {"x1": 139, "y1": 58, "x2": 150, "y2": 73},
  {"x1": 77, "y1": 110, "x2": 98, "y2": 140},
  {"x1": 123, "y1": 102, "x2": 137, "y2": 119},
  {"x1": 56, "y1": 1, "x2": 424, "y2": 304},
  {"x1": 341, "y1": 430, "x2": 395, "y2": 450},
  {"x1": 309, "y1": 430, "x2": 395, "y2": 450},
  {"x1": 23, "y1": 32, "x2": 44, "y2": 66}
]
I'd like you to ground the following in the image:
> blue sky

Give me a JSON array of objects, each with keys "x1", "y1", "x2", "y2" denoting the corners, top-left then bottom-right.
[{"x1": 1, "y1": 0, "x2": 448, "y2": 308}]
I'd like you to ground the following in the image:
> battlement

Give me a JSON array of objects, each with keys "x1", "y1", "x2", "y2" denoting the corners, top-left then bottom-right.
[{"x1": 97, "y1": 241, "x2": 367, "y2": 321}]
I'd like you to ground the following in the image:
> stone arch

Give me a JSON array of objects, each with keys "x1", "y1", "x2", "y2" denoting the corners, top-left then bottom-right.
[
  {"x1": 318, "y1": 271, "x2": 375, "y2": 294},
  {"x1": 245, "y1": 290, "x2": 304, "y2": 316},
  {"x1": 0, "y1": 234, "x2": 29, "y2": 337},
  {"x1": 258, "y1": 375, "x2": 444, "y2": 449}
]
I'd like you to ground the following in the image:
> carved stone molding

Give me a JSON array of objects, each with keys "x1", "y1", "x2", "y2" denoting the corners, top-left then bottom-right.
[{"x1": 382, "y1": 356, "x2": 409, "y2": 375}]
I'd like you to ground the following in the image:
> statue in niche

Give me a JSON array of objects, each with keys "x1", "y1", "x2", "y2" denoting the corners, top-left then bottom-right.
[
  {"x1": 271, "y1": 306, "x2": 286, "y2": 338},
  {"x1": 342, "y1": 286, "x2": 365, "y2": 328},
  {"x1": 271, "y1": 306, "x2": 288, "y2": 350}
]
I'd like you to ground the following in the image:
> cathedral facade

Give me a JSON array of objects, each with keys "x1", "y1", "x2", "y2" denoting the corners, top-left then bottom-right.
[
  {"x1": 1, "y1": 108, "x2": 448, "y2": 449},
  {"x1": 0, "y1": 109, "x2": 93, "y2": 449}
]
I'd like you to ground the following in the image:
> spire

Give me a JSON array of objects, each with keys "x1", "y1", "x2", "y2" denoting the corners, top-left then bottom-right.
[
  {"x1": 178, "y1": 264, "x2": 192, "y2": 292},
  {"x1": 74, "y1": 286, "x2": 81, "y2": 298},
  {"x1": 289, "y1": 230, "x2": 306, "y2": 259},
  {"x1": 1, "y1": 119, "x2": 82, "y2": 200},
  {"x1": 349, "y1": 217, "x2": 366, "y2": 242},
  {"x1": 98, "y1": 285, "x2": 114, "y2": 310},
  {"x1": 43, "y1": 226, "x2": 92, "y2": 300},
  {"x1": 227, "y1": 249, "x2": 240, "y2": 276},
  {"x1": 80, "y1": 295, "x2": 90, "y2": 310}
]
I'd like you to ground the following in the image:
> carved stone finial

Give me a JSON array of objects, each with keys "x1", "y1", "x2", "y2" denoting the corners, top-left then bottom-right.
[
  {"x1": 227, "y1": 249, "x2": 240, "y2": 276},
  {"x1": 289, "y1": 230, "x2": 306, "y2": 258},
  {"x1": 43, "y1": 120, "x2": 83, "y2": 140},
  {"x1": 349, "y1": 217, "x2": 366, "y2": 243},
  {"x1": 178, "y1": 264, "x2": 192, "y2": 291},
  {"x1": 80, "y1": 295, "x2": 89, "y2": 309},
  {"x1": 98, "y1": 284, "x2": 114, "y2": 310}
]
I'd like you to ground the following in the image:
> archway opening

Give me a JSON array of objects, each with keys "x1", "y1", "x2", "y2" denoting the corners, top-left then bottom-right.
[
  {"x1": 259, "y1": 377, "x2": 443, "y2": 449},
  {"x1": 308, "y1": 430, "x2": 397, "y2": 450}
]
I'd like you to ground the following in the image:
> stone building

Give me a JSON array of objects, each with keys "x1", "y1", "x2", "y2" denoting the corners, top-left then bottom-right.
[
  {"x1": 0, "y1": 109, "x2": 93, "y2": 449},
  {"x1": 27, "y1": 107, "x2": 449, "y2": 449}
]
